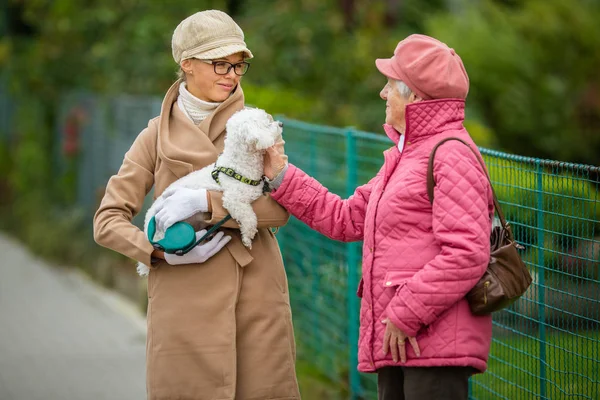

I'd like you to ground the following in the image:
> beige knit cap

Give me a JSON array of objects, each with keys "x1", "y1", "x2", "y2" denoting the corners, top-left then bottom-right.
[{"x1": 172, "y1": 10, "x2": 253, "y2": 64}]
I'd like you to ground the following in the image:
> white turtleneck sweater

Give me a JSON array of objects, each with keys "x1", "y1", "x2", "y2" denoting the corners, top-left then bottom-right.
[{"x1": 177, "y1": 82, "x2": 222, "y2": 125}]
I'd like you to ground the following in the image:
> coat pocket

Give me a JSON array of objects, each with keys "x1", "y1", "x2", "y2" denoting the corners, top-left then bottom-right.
[
  {"x1": 356, "y1": 278, "x2": 364, "y2": 298},
  {"x1": 382, "y1": 270, "x2": 408, "y2": 288}
]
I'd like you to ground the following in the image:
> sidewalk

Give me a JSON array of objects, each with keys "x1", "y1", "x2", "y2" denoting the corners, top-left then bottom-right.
[{"x1": 0, "y1": 232, "x2": 147, "y2": 400}]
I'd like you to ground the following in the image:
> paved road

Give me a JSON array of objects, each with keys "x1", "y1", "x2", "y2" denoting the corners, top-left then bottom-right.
[{"x1": 0, "y1": 232, "x2": 147, "y2": 400}]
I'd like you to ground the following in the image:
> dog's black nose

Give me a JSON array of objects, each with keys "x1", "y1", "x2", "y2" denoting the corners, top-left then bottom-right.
[{"x1": 278, "y1": 121, "x2": 283, "y2": 128}]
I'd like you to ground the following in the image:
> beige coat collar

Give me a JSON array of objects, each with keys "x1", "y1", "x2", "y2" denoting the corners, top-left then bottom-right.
[{"x1": 157, "y1": 79, "x2": 245, "y2": 178}]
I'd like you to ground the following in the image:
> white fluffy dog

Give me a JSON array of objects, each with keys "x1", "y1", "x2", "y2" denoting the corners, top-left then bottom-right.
[{"x1": 137, "y1": 107, "x2": 282, "y2": 276}]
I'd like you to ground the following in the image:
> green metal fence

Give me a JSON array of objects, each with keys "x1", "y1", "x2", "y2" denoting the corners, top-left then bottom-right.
[{"x1": 277, "y1": 116, "x2": 600, "y2": 399}]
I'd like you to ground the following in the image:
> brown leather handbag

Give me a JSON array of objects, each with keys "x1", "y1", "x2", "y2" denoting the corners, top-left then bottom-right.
[{"x1": 427, "y1": 137, "x2": 533, "y2": 316}]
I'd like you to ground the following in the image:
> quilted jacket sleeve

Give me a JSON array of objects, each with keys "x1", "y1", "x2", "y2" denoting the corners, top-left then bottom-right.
[
  {"x1": 385, "y1": 142, "x2": 493, "y2": 336},
  {"x1": 93, "y1": 119, "x2": 157, "y2": 267},
  {"x1": 270, "y1": 164, "x2": 375, "y2": 242}
]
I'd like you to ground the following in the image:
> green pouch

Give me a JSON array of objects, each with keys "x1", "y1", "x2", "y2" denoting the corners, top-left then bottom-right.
[{"x1": 147, "y1": 216, "x2": 196, "y2": 255}]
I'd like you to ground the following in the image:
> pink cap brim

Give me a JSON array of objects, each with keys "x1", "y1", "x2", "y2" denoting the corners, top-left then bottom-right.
[{"x1": 376, "y1": 58, "x2": 401, "y2": 80}]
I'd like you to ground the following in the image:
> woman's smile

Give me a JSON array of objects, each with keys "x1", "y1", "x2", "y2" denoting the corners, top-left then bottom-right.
[{"x1": 218, "y1": 82, "x2": 234, "y2": 90}]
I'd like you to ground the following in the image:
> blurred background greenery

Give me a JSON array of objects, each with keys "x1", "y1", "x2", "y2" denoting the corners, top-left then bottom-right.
[
  {"x1": 2, "y1": 0, "x2": 600, "y2": 164},
  {"x1": 1, "y1": 1, "x2": 599, "y2": 399}
]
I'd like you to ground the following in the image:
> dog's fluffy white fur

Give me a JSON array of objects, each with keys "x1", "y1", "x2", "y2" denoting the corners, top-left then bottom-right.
[{"x1": 137, "y1": 107, "x2": 282, "y2": 276}]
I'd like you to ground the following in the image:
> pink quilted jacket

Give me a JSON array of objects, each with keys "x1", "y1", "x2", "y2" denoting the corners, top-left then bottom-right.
[{"x1": 272, "y1": 99, "x2": 494, "y2": 373}]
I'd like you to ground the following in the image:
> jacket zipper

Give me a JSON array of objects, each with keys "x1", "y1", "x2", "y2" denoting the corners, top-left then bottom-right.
[{"x1": 369, "y1": 147, "x2": 403, "y2": 367}]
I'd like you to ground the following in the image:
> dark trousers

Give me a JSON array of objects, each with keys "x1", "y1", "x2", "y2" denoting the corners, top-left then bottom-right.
[{"x1": 377, "y1": 366, "x2": 475, "y2": 400}]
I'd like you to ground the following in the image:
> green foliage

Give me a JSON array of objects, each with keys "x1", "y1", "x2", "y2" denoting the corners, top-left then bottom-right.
[
  {"x1": 4, "y1": 0, "x2": 599, "y2": 164},
  {"x1": 0, "y1": 140, "x2": 13, "y2": 204},
  {"x1": 464, "y1": 118, "x2": 497, "y2": 149},
  {"x1": 7, "y1": 95, "x2": 54, "y2": 209},
  {"x1": 243, "y1": 81, "x2": 317, "y2": 121},
  {"x1": 428, "y1": 0, "x2": 600, "y2": 165},
  {"x1": 296, "y1": 359, "x2": 348, "y2": 400},
  {"x1": 241, "y1": 1, "x2": 406, "y2": 129},
  {"x1": 20, "y1": 207, "x2": 88, "y2": 263},
  {"x1": 0, "y1": 91, "x2": 96, "y2": 267}
]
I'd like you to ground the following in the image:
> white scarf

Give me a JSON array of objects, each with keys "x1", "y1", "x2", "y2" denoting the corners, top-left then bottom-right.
[
  {"x1": 177, "y1": 82, "x2": 222, "y2": 125},
  {"x1": 398, "y1": 134, "x2": 406, "y2": 153}
]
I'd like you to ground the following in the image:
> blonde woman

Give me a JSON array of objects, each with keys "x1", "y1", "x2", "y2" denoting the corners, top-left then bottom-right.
[{"x1": 94, "y1": 10, "x2": 300, "y2": 400}]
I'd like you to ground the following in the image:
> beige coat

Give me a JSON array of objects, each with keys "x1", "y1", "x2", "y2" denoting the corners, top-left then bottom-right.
[{"x1": 93, "y1": 80, "x2": 300, "y2": 400}]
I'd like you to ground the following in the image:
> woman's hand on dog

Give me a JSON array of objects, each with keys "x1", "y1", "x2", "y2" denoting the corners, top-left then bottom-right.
[{"x1": 264, "y1": 139, "x2": 288, "y2": 180}]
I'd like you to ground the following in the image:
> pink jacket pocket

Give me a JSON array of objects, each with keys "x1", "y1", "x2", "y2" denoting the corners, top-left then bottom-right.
[
  {"x1": 382, "y1": 270, "x2": 408, "y2": 288},
  {"x1": 356, "y1": 278, "x2": 364, "y2": 298}
]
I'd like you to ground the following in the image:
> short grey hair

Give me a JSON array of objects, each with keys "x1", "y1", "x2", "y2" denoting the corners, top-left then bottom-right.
[{"x1": 395, "y1": 80, "x2": 412, "y2": 99}]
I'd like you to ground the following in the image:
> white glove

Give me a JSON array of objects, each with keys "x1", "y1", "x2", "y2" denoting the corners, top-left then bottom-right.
[
  {"x1": 155, "y1": 187, "x2": 209, "y2": 233},
  {"x1": 164, "y1": 230, "x2": 231, "y2": 265}
]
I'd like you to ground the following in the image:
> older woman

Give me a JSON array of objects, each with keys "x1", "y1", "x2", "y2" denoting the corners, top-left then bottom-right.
[
  {"x1": 264, "y1": 34, "x2": 494, "y2": 400},
  {"x1": 93, "y1": 10, "x2": 300, "y2": 400}
]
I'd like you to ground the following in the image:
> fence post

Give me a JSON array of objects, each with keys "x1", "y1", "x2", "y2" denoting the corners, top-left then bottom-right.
[
  {"x1": 536, "y1": 161, "x2": 547, "y2": 399},
  {"x1": 346, "y1": 128, "x2": 360, "y2": 399},
  {"x1": 307, "y1": 127, "x2": 323, "y2": 355}
]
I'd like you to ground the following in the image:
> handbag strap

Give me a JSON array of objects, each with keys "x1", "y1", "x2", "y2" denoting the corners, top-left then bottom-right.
[{"x1": 426, "y1": 137, "x2": 510, "y2": 233}]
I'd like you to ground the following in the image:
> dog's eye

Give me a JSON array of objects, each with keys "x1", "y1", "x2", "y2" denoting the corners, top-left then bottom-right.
[{"x1": 277, "y1": 121, "x2": 283, "y2": 128}]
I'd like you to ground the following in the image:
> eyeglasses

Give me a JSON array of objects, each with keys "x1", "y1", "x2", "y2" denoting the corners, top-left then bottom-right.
[{"x1": 199, "y1": 60, "x2": 250, "y2": 76}]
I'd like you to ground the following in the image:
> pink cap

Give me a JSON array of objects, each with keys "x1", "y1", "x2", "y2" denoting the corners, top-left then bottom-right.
[{"x1": 376, "y1": 34, "x2": 469, "y2": 100}]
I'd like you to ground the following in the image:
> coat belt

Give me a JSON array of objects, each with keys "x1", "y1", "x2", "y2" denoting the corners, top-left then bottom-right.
[{"x1": 225, "y1": 236, "x2": 253, "y2": 267}]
